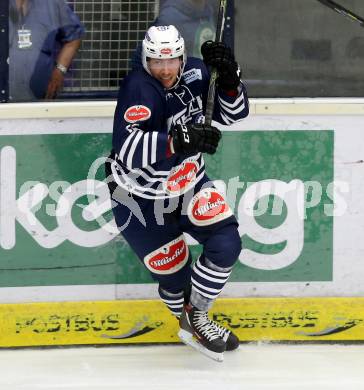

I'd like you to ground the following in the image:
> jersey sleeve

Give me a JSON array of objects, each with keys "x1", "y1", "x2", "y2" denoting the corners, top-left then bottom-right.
[
  {"x1": 199, "y1": 59, "x2": 250, "y2": 125},
  {"x1": 112, "y1": 75, "x2": 170, "y2": 170},
  {"x1": 214, "y1": 82, "x2": 249, "y2": 125}
]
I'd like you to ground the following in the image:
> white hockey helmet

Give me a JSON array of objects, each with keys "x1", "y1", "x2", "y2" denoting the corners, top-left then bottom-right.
[{"x1": 142, "y1": 25, "x2": 186, "y2": 81}]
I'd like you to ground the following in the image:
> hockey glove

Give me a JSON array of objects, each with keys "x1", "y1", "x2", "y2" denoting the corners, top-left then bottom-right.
[
  {"x1": 170, "y1": 123, "x2": 221, "y2": 155},
  {"x1": 201, "y1": 40, "x2": 241, "y2": 91}
]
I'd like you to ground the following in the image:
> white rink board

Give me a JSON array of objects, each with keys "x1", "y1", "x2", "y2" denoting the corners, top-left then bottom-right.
[{"x1": 0, "y1": 99, "x2": 363, "y2": 301}]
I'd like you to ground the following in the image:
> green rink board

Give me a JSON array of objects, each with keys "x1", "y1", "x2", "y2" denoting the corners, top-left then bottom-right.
[{"x1": 0, "y1": 130, "x2": 333, "y2": 287}]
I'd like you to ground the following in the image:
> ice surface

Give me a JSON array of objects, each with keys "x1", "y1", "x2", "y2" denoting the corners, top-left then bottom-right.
[{"x1": 0, "y1": 343, "x2": 363, "y2": 390}]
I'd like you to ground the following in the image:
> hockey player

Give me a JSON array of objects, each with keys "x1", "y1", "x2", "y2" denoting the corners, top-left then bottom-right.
[{"x1": 105, "y1": 25, "x2": 249, "y2": 362}]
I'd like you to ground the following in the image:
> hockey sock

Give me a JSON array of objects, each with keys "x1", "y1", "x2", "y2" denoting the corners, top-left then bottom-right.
[
  {"x1": 190, "y1": 256, "x2": 233, "y2": 311},
  {"x1": 158, "y1": 286, "x2": 185, "y2": 317}
]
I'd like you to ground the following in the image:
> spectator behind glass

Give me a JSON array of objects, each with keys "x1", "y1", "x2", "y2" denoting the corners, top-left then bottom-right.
[
  {"x1": 9, "y1": 0, "x2": 85, "y2": 102},
  {"x1": 156, "y1": 0, "x2": 217, "y2": 57},
  {"x1": 132, "y1": 0, "x2": 217, "y2": 70}
]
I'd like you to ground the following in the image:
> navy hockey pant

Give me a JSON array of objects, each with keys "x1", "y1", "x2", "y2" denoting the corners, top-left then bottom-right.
[{"x1": 108, "y1": 173, "x2": 242, "y2": 316}]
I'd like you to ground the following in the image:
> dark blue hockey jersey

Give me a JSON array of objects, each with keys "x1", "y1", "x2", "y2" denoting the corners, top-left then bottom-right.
[{"x1": 110, "y1": 57, "x2": 249, "y2": 200}]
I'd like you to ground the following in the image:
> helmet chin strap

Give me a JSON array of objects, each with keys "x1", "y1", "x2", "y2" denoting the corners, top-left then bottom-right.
[{"x1": 167, "y1": 60, "x2": 186, "y2": 90}]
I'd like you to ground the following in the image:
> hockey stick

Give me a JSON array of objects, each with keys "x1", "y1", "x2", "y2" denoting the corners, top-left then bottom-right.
[
  {"x1": 316, "y1": 0, "x2": 364, "y2": 27},
  {"x1": 204, "y1": 0, "x2": 228, "y2": 126}
]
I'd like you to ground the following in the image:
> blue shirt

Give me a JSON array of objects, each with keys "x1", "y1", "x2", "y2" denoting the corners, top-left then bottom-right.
[
  {"x1": 155, "y1": 0, "x2": 216, "y2": 57},
  {"x1": 9, "y1": 0, "x2": 84, "y2": 101}
]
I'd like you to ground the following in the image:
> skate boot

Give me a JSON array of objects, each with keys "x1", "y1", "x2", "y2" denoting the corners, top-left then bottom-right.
[
  {"x1": 210, "y1": 321, "x2": 239, "y2": 351},
  {"x1": 178, "y1": 304, "x2": 226, "y2": 362}
]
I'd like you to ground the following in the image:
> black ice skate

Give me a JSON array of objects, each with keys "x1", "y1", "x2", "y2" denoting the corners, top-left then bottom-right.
[
  {"x1": 210, "y1": 320, "x2": 240, "y2": 351},
  {"x1": 178, "y1": 304, "x2": 226, "y2": 362}
]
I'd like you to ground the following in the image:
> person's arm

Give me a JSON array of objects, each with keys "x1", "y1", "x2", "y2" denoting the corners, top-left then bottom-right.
[
  {"x1": 200, "y1": 41, "x2": 249, "y2": 124},
  {"x1": 112, "y1": 78, "x2": 172, "y2": 169},
  {"x1": 45, "y1": 39, "x2": 81, "y2": 99}
]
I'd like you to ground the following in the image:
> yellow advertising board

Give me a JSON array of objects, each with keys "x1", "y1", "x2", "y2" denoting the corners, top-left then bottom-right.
[{"x1": 1, "y1": 298, "x2": 363, "y2": 347}]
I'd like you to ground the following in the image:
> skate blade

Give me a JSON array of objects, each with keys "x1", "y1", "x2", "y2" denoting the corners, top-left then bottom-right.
[{"x1": 178, "y1": 329, "x2": 224, "y2": 362}]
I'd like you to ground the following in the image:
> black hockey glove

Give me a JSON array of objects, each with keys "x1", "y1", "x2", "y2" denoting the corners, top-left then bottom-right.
[
  {"x1": 201, "y1": 40, "x2": 241, "y2": 91},
  {"x1": 170, "y1": 123, "x2": 221, "y2": 155}
]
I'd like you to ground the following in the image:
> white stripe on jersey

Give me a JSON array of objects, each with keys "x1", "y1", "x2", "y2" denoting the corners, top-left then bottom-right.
[
  {"x1": 111, "y1": 161, "x2": 206, "y2": 200},
  {"x1": 219, "y1": 96, "x2": 246, "y2": 116},
  {"x1": 142, "y1": 133, "x2": 149, "y2": 167},
  {"x1": 127, "y1": 131, "x2": 143, "y2": 168},
  {"x1": 118, "y1": 130, "x2": 140, "y2": 163},
  {"x1": 127, "y1": 152, "x2": 202, "y2": 180},
  {"x1": 151, "y1": 132, "x2": 158, "y2": 164},
  {"x1": 142, "y1": 165, "x2": 170, "y2": 176},
  {"x1": 125, "y1": 159, "x2": 205, "y2": 184},
  {"x1": 220, "y1": 111, "x2": 233, "y2": 125}
]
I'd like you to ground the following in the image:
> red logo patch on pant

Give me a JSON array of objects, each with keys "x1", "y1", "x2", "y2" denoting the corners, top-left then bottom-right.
[
  {"x1": 124, "y1": 105, "x2": 151, "y2": 123},
  {"x1": 187, "y1": 188, "x2": 232, "y2": 226},
  {"x1": 165, "y1": 158, "x2": 199, "y2": 195},
  {"x1": 144, "y1": 235, "x2": 189, "y2": 274}
]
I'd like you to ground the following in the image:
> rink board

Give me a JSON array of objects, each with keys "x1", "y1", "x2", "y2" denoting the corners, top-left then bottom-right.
[
  {"x1": 0, "y1": 100, "x2": 364, "y2": 300},
  {"x1": 1, "y1": 297, "x2": 364, "y2": 347}
]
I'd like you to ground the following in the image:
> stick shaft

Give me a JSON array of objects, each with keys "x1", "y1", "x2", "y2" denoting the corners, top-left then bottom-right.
[
  {"x1": 204, "y1": 0, "x2": 227, "y2": 126},
  {"x1": 317, "y1": 0, "x2": 364, "y2": 26}
]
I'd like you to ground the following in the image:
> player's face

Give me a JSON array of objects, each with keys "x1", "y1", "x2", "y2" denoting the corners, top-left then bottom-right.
[{"x1": 148, "y1": 58, "x2": 182, "y2": 89}]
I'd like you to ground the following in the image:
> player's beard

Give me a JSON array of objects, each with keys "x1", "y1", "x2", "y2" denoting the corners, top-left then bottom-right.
[
  {"x1": 160, "y1": 75, "x2": 178, "y2": 89},
  {"x1": 165, "y1": 64, "x2": 184, "y2": 90}
]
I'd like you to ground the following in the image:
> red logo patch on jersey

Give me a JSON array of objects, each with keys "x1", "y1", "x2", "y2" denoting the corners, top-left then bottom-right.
[
  {"x1": 165, "y1": 160, "x2": 199, "y2": 194},
  {"x1": 124, "y1": 105, "x2": 151, "y2": 123},
  {"x1": 144, "y1": 236, "x2": 189, "y2": 275},
  {"x1": 188, "y1": 188, "x2": 233, "y2": 226},
  {"x1": 160, "y1": 48, "x2": 172, "y2": 55}
]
